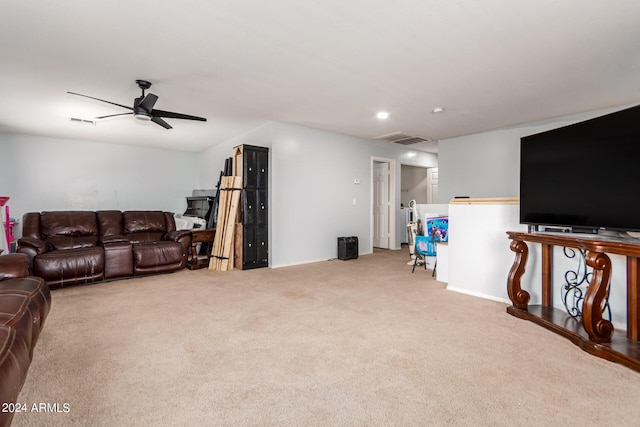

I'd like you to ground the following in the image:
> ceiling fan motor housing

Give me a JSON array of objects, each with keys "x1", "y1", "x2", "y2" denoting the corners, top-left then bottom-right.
[{"x1": 136, "y1": 80, "x2": 152, "y2": 90}]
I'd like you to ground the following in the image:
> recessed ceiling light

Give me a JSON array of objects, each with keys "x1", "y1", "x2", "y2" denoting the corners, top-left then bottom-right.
[
  {"x1": 431, "y1": 107, "x2": 445, "y2": 114},
  {"x1": 376, "y1": 112, "x2": 389, "y2": 120}
]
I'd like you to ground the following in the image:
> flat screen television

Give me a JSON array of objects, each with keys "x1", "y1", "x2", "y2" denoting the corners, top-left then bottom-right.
[{"x1": 520, "y1": 104, "x2": 640, "y2": 233}]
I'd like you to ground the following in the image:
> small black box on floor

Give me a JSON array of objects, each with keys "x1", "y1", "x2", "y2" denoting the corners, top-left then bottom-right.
[{"x1": 337, "y1": 236, "x2": 358, "y2": 260}]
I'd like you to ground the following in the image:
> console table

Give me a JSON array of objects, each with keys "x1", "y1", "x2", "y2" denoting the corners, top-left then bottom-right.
[
  {"x1": 506, "y1": 231, "x2": 640, "y2": 372},
  {"x1": 187, "y1": 229, "x2": 216, "y2": 270}
]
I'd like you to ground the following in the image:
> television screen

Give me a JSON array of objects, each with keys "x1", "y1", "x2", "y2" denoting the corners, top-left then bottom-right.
[{"x1": 520, "y1": 104, "x2": 640, "y2": 232}]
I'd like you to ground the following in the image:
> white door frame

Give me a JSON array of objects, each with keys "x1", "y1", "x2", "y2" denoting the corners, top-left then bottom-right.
[{"x1": 370, "y1": 156, "x2": 397, "y2": 252}]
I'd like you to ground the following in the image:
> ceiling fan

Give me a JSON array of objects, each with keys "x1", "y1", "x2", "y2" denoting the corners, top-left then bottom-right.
[{"x1": 67, "y1": 80, "x2": 207, "y2": 129}]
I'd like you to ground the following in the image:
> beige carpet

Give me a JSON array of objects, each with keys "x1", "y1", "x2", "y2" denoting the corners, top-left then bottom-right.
[{"x1": 12, "y1": 249, "x2": 640, "y2": 426}]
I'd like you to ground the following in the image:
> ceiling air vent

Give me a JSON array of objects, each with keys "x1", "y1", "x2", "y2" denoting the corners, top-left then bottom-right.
[
  {"x1": 70, "y1": 117, "x2": 96, "y2": 125},
  {"x1": 374, "y1": 131, "x2": 432, "y2": 145}
]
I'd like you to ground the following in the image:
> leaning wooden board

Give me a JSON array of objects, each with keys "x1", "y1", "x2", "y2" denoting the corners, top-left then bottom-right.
[{"x1": 209, "y1": 175, "x2": 243, "y2": 271}]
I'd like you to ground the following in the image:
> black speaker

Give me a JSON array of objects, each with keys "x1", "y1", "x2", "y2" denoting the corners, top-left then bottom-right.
[{"x1": 337, "y1": 236, "x2": 358, "y2": 260}]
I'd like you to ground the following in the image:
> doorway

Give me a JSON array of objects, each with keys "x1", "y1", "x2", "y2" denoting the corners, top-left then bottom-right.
[
  {"x1": 400, "y1": 165, "x2": 438, "y2": 206},
  {"x1": 399, "y1": 165, "x2": 438, "y2": 244},
  {"x1": 427, "y1": 167, "x2": 439, "y2": 204},
  {"x1": 371, "y1": 157, "x2": 396, "y2": 250}
]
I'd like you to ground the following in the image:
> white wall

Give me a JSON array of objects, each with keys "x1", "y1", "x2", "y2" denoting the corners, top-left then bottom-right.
[
  {"x1": 437, "y1": 106, "x2": 626, "y2": 203},
  {"x1": 401, "y1": 165, "x2": 429, "y2": 205},
  {"x1": 199, "y1": 122, "x2": 438, "y2": 268},
  {"x1": 1, "y1": 124, "x2": 437, "y2": 266},
  {"x1": 0, "y1": 132, "x2": 198, "y2": 237},
  {"x1": 1, "y1": 120, "x2": 439, "y2": 267},
  {"x1": 197, "y1": 124, "x2": 273, "y2": 188}
]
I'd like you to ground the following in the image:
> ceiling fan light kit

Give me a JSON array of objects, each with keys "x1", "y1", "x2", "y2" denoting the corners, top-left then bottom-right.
[
  {"x1": 68, "y1": 80, "x2": 207, "y2": 129},
  {"x1": 134, "y1": 111, "x2": 152, "y2": 121}
]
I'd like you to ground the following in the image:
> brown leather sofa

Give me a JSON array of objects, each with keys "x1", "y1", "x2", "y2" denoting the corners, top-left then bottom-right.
[
  {"x1": 17, "y1": 210, "x2": 191, "y2": 288},
  {"x1": 0, "y1": 253, "x2": 51, "y2": 427}
]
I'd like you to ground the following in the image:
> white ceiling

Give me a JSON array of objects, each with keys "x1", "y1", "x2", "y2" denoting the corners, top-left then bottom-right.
[{"x1": 1, "y1": 1, "x2": 639, "y2": 153}]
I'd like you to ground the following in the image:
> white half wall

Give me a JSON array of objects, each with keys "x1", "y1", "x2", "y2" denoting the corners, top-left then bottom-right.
[
  {"x1": 447, "y1": 200, "x2": 628, "y2": 330},
  {"x1": 447, "y1": 201, "x2": 527, "y2": 303}
]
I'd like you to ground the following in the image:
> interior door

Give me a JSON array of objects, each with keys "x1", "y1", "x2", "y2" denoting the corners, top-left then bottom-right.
[
  {"x1": 373, "y1": 161, "x2": 390, "y2": 249},
  {"x1": 427, "y1": 168, "x2": 439, "y2": 204}
]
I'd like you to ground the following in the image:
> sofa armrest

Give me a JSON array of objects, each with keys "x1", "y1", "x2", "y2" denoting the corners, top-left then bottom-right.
[
  {"x1": 165, "y1": 229, "x2": 192, "y2": 257},
  {"x1": 101, "y1": 235, "x2": 130, "y2": 244},
  {"x1": 17, "y1": 237, "x2": 50, "y2": 254},
  {"x1": 16, "y1": 238, "x2": 51, "y2": 273},
  {"x1": 0, "y1": 253, "x2": 30, "y2": 281},
  {"x1": 165, "y1": 229, "x2": 192, "y2": 243}
]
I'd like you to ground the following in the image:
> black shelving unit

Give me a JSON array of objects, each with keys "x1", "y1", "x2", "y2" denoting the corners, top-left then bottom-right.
[{"x1": 234, "y1": 145, "x2": 269, "y2": 270}]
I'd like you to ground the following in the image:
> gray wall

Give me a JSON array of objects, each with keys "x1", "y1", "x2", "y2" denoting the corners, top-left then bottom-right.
[
  {"x1": 3, "y1": 104, "x2": 629, "y2": 266},
  {"x1": 198, "y1": 125, "x2": 273, "y2": 189},
  {"x1": 401, "y1": 165, "x2": 430, "y2": 205},
  {"x1": 437, "y1": 106, "x2": 626, "y2": 202},
  {"x1": 1, "y1": 125, "x2": 437, "y2": 266},
  {"x1": 199, "y1": 122, "x2": 438, "y2": 267},
  {"x1": 0, "y1": 132, "x2": 198, "y2": 237}
]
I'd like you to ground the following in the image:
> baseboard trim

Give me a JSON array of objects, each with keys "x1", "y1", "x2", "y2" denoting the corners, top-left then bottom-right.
[
  {"x1": 446, "y1": 286, "x2": 510, "y2": 304},
  {"x1": 271, "y1": 251, "x2": 374, "y2": 269}
]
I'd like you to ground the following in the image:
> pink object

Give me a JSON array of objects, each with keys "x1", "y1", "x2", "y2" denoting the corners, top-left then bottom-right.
[
  {"x1": 1, "y1": 197, "x2": 10, "y2": 252},
  {"x1": 4, "y1": 206, "x2": 10, "y2": 252},
  {"x1": 4, "y1": 205, "x2": 11, "y2": 252}
]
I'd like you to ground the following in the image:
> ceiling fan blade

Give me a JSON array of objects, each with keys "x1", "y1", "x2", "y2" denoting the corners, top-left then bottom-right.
[
  {"x1": 151, "y1": 116, "x2": 173, "y2": 129},
  {"x1": 67, "y1": 91, "x2": 133, "y2": 111},
  {"x1": 138, "y1": 93, "x2": 158, "y2": 112},
  {"x1": 95, "y1": 112, "x2": 133, "y2": 119},
  {"x1": 152, "y1": 109, "x2": 207, "y2": 122}
]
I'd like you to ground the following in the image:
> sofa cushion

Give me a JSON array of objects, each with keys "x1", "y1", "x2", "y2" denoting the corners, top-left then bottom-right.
[
  {"x1": 34, "y1": 247, "x2": 105, "y2": 288},
  {"x1": 97, "y1": 210, "x2": 124, "y2": 238},
  {"x1": 133, "y1": 241, "x2": 184, "y2": 274},
  {"x1": 47, "y1": 235, "x2": 98, "y2": 250},
  {"x1": 21, "y1": 212, "x2": 42, "y2": 240},
  {"x1": 41, "y1": 211, "x2": 98, "y2": 239},
  {"x1": 123, "y1": 211, "x2": 166, "y2": 234}
]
